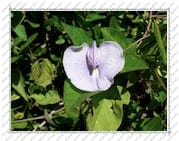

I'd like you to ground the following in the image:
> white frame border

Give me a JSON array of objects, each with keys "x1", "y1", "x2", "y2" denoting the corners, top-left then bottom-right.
[{"x1": 0, "y1": 0, "x2": 178, "y2": 141}]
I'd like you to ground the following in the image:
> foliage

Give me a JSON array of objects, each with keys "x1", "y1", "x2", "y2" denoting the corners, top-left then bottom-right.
[{"x1": 11, "y1": 11, "x2": 167, "y2": 131}]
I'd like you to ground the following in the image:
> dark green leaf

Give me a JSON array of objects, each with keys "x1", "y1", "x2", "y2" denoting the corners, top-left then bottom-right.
[
  {"x1": 11, "y1": 11, "x2": 24, "y2": 27},
  {"x1": 11, "y1": 55, "x2": 23, "y2": 63},
  {"x1": 13, "y1": 37, "x2": 24, "y2": 46},
  {"x1": 12, "y1": 68, "x2": 28, "y2": 101},
  {"x1": 101, "y1": 27, "x2": 127, "y2": 49},
  {"x1": 45, "y1": 16, "x2": 62, "y2": 31},
  {"x1": 140, "y1": 117, "x2": 163, "y2": 131},
  {"x1": 62, "y1": 23, "x2": 93, "y2": 46},
  {"x1": 63, "y1": 80, "x2": 98, "y2": 118},
  {"x1": 21, "y1": 33, "x2": 38, "y2": 52},
  {"x1": 25, "y1": 19, "x2": 40, "y2": 28},
  {"x1": 122, "y1": 53, "x2": 149, "y2": 73},
  {"x1": 153, "y1": 21, "x2": 167, "y2": 65},
  {"x1": 109, "y1": 16, "x2": 120, "y2": 28}
]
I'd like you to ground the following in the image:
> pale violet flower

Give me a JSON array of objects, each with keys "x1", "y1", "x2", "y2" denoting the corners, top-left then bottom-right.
[{"x1": 63, "y1": 41, "x2": 125, "y2": 92}]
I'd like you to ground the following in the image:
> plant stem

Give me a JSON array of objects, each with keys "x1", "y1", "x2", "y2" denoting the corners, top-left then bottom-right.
[
  {"x1": 154, "y1": 69, "x2": 167, "y2": 91},
  {"x1": 137, "y1": 11, "x2": 153, "y2": 47},
  {"x1": 11, "y1": 107, "x2": 65, "y2": 123}
]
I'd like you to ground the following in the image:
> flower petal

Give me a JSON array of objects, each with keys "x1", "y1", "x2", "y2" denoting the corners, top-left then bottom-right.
[
  {"x1": 63, "y1": 43, "x2": 98, "y2": 92},
  {"x1": 86, "y1": 41, "x2": 101, "y2": 68},
  {"x1": 99, "y1": 41, "x2": 125, "y2": 79},
  {"x1": 96, "y1": 75, "x2": 113, "y2": 91}
]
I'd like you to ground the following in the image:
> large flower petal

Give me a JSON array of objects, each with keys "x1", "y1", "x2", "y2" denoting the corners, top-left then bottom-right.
[
  {"x1": 99, "y1": 41, "x2": 125, "y2": 79},
  {"x1": 63, "y1": 43, "x2": 98, "y2": 92}
]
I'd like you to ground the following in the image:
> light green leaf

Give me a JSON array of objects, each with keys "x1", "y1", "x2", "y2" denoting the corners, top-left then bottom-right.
[
  {"x1": 31, "y1": 90, "x2": 60, "y2": 105},
  {"x1": 14, "y1": 112, "x2": 24, "y2": 120},
  {"x1": 31, "y1": 59, "x2": 56, "y2": 88},
  {"x1": 154, "y1": 91, "x2": 166, "y2": 103},
  {"x1": 11, "y1": 122, "x2": 28, "y2": 130},
  {"x1": 62, "y1": 23, "x2": 93, "y2": 46},
  {"x1": 12, "y1": 68, "x2": 28, "y2": 101},
  {"x1": 86, "y1": 13, "x2": 106, "y2": 22},
  {"x1": 140, "y1": 117, "x2": 163, "y2": 131},
  {"x1": 55, "y1": 36, "x2": 65, "y2": 45},
  {"x1": 14, "y1": 24, "x2": 27, "y2": 41},
  {"x1": 11, "y1": 92, "x2": 21, "y2": 101},
  {"x1": 86, "y1": 86, "x2": 130, "y2": 131},
  {"x1": 87, "y1": 99, "x2": 123, "y2": 131},
  {"x1": 117, "y1": 86, "x2": 130, "y2": 105}
]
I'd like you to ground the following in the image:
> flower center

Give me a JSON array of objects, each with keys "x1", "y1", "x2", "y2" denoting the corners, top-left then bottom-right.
[
  {"x1": 86, "y1": 41, "x2": 101, "y2": 78},
  {"x1": 91, "y1": 67, "x2": 99, "y2": 78}
]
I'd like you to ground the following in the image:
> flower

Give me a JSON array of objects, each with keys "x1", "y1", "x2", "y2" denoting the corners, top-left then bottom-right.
[{"x1": 63, "y1": 41, "x2": 125, "y2": 92}]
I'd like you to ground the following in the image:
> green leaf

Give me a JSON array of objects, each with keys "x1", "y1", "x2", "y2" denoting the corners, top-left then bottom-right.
[
  {"x1": 122, "y1": 53, "x2": 149, "y2": 73},
  {"x1": 12, "y1": 68, "x2": 28, "y2": 101},
  {"x1": 45, "y1": 16, "x2": 62, "y2": 31},
  {"x1": 101, "y1": 27, "x2": 127, "y2": 49},
  {"x1": 31, "y1": 90, "x2": 60, "y2": 105},
  {"x1": 11, "y1": 122, "x2": 28, "y2": 130},
  {"x1": 14, "y1": 112, "x2": 24, "y2": 120},
  {"x1": 86, "y1": 13, "x2": 106, "y2": 22},
  {"x1": 11, "y1": 11, "x2": 25, "y2": 27},
  {"x1": 148, "y1": 98, "x2": 160, "y2": 111},
  {"x1": 140, "y1": 117, "x2": 163, "y2": 131},
  {"x1": 87, "y1": 99, "x2": 123, "y2": 131},
  {"x1": 62, "y1": 23, "x2": 93, "y2": 46},
  {"x1": 109, "y1": 16, "x2": 120, "y2": 28},
  {"x1": 14, "y1": 25, "x2": 27, "y2": 41},
  {"x1": 154, "y1": 91, "x2": 166, "y2": 103},
  {"x1": 13, "y1": 37, "x2": 24, "y2": 46},
  {"x1": 31, "y1": 59, "x2": 56, "y2": 88},
  {"x1": 11, "y1": 92, "x2": 21, "y2": 101},
  {"x1": 55, "y1": 36, "x2": 65, "y2": 45},
  {"x1": 86, "y1": 86, "x2": 130, "y2": 131},
  {"x1": 153, "y1": 21, "x2": 167, "y2": 65},
  {"x1": 117, "y1": 86, "x2": 130, "y2": 105},
  {"x1": 25, "y1": 19, "x2": 40, "y2": 28},
  {"x1": 63, "y1": 80, "x2": 98, "y2": 118},
  {"x1": 11, "y1": 55, "x2": 23, "y2": 63},
  {"x1": 21, "y1": 32, "x2": 38, "y2": 52}
]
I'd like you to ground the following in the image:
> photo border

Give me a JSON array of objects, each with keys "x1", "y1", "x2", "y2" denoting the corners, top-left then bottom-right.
[{"x1": 1, "y1": 0, "x2": 178, "y2": 141}]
